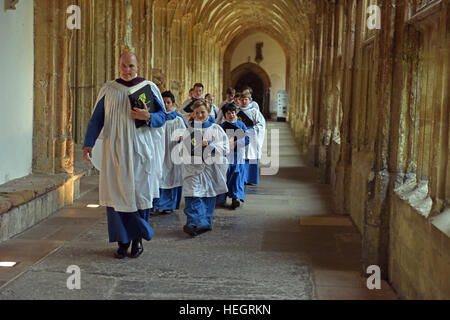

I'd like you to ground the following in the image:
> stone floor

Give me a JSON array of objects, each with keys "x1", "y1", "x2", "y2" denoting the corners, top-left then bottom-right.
[{"x1": 0, "y1": 122, "x2": 398, "y2": 300}]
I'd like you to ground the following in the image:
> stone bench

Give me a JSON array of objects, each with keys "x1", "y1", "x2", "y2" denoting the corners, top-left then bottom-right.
[{"x1": 0, "y1": 156, "x2": 97, "y2": 243}]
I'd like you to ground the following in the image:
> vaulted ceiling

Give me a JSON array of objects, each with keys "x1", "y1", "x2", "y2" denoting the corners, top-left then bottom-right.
[{"x1": 157, "y1": 0, "x2": 316, "y2": 50}]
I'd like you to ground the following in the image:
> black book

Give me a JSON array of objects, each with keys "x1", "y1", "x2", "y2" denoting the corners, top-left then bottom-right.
[
  {"x1": 221, "y1": 121, "x2": 239, "y2": 131},
  {"x1": 221, "y1": 121, "x2": 239, "y2": 141},
  {"x1": 183, "y1": 98, "x2": 199, "y2": 113},
  {"x1": 222, "y1": 121, "x2": 247, "y2": 142},
  {"x1": 190, "y1": 130, "x2": 206, "y2": 157},
  {"x1": 129, "y1": 84, "x2": 157, "y2": 128},
  {"x1": 237, "y1": 111, "x2": 255, "y2": 128}
]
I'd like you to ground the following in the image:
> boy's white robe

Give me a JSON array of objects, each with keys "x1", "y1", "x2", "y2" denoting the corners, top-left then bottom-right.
[
  {"x1": 210, "y1": 104, "x2": 220, "y2": 120},
  {"x1": 238, "y1": 105, "x2": 266, "y2": 160},
  {"x1": 251, "y1": 100, "x2": 260, "y2": 111},
  {"x1": 95, "y1": 80, "x2": 166, "y2": 212},
  {"x1": 182, "y1": 123, "x2": 230, "y2": 198},
  {"x1": 160, "y1": 115, "x2": 187, "y2": 189},
  {"x1": 215, "y1": 109, "x2": 225, "y2": 125},
  {"x1": 179, "y1": 98, "x2": 196, "y2": 123}
]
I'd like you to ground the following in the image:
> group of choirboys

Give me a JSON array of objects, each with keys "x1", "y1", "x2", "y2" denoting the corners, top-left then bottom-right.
[
  {"x1": 153, "y1": 83, "x2": 266, "y2": 237},
  {"x1": 83, "y1": 60, "x2": 267, "y2": 259}
]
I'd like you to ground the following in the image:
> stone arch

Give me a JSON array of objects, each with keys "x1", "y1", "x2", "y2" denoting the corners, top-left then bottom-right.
[
  {"x1": 222, "y1": 28, "x2": 290, "y2": 112},
  {"x1": 230, "y1": 62, "x2": 272, "y2": 118},
  {"x1": 231, "y1": 62, "x2": 272, "y2": 89}
]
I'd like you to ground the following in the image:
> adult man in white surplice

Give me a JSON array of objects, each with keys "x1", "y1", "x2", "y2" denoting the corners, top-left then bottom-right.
[{"x1": 82, "y1": 52, "x2": 167, "y2": 259}]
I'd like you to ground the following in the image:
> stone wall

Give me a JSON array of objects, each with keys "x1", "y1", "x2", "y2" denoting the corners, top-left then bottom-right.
[
  {"x1": 0, "y1": 1, "x2": 34, "y2": 185},
  {"x1": 2, "y1": 0, "x2": 448, "y2": 299},
  {"x1": 0, "y1": 173, "x2": 83, "y2": 242},
  {"x1": 69, "y1": 0, "x2": 226, "y2": 145},
  {"x1": 389, "y1": 195, "x2": 450, "y2": 299},
  {"x1": 288, "y1": 0, "x2": 450, "y2": 299}
]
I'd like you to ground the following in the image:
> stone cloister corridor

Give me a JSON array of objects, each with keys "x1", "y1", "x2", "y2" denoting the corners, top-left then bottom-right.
[
  {"x1": 0, "y1": 0, "x2": 449, "y2": 300},
  {"x1": 0, "y1": 122, "x2": 398, "y2": 300}
]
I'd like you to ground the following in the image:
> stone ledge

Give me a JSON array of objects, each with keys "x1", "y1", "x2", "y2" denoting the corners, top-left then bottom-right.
[
  {"x1": 0, "y1": 153, "x2": 96, "y2": 243},
  {"x1": 0, "y1": 174, "x2": 71, "y2": 215},
  {"x1": 393, "y1": 190, "x2": 450, "y2": 244},
  {"x1": 431, "y1": 208, "x2": 450, "y2": 239},
  {"x1": 0, "y1": 172, "x2": 90, "y2": 243},
  {"x1": 0, "y1": 144, "x2": 97, "y2": 216}
]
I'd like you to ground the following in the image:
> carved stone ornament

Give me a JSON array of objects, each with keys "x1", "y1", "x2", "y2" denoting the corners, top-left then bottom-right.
[{"x1": 255, "y1": 42, "x2": 264, "y2": 64}]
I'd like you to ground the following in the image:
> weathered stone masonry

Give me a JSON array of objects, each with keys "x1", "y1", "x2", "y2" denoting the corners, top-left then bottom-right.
[
  {"x1": 288, "y1": 0, "x2": 449, "y2": 299},
  {"x1": 0, "y1": 0, "x2": 448, "y2": 300}
]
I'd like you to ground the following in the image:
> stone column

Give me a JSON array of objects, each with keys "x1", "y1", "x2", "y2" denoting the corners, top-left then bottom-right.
[
  {"x1": 152, "y1": 0, "x2": 167, "y2": 84},
  {"x1": 182, "y1": 14, "x2": 193, "y2": 99},
  {"x1": 335, "y1": 0, "x2": 358, "y2": 216},
  {"x1": 192, "y1": 23, "x2": 202, "y2": 83},
  {"x1": 169, "y1": 18, "x2": 182, "y2": 99},
  {"x1": 131, "y1": 0, "x2": 154, "y2": 80},
  {"x1": 71, "y1": 0, "x2": 96, "y2": 146},
  {"x1": 33, "y1": 0, "x2": 74, "y2": 175},
  {"x1": 361, "y1": 0, "x2": 397, "y2": 279}
]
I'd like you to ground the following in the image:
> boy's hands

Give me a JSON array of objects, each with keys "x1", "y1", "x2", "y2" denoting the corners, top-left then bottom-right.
[{"x1": 229, "y1": 138, "x2": 236, "y2": 150}]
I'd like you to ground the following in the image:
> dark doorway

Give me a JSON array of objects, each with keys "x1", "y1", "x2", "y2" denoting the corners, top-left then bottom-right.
[
  {"x1": 235, "y1": 72, "x2": 270, "y2": 118},
  {"x1": 230, "y1": 63, "x2": 272, "y2": 120}
]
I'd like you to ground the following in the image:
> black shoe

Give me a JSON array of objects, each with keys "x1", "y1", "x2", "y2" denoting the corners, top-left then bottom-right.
[
  {"x1": 152, "y1": 209, "x2": 162, "y2": 216},
  {"x1": 183, "y1": 225, "x2": 198, "y2": 237},
  {"x1": 161, "y1": 210, "x2": 174, "y2": 215},
  {"x1": 195, "y1": 226, "x2": 212, "y2": 235},
  {"x1": 114, "y1": 242, "x2": 130, "y2": 259},
  {"x1": 129, "y1": 239, "x2": 143, "y2": 258},
  {"x1": 216, "y1": 202, "x2": 226, "y2": 208},
  {"x1": 231, "y1": 199, "x2": 241, "y2": 210}
]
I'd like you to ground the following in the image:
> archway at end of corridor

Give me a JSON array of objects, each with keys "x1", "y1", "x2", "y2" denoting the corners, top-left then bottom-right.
[
  {"x1": 231, "y1": 62, "x2": 272, "y2": 119},
  {"x1": 222, "y1": 29, "x2": 289, "y2": 121}
]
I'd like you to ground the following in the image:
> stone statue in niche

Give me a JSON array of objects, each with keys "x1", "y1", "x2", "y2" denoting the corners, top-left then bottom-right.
[
  {"x1": 5, "y1": 0, "x2": 19, "y2": 10},
  {"x1": 255, "y1": 42, "x2": 264, "y2": 64}
]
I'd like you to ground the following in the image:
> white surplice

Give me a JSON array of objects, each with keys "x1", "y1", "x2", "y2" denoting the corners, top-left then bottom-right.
[
  {"x1": 238, "y1": 104, "x2": 266, "y2": 160},
  {"x1": 160, "y1": 114, "x2": 187, "y2": 189},
  {"x1": 95, "y1": 80, "x2": 166, "y2": 212},
  {"x1": 182, "y1": 123, "x2": 230, "y2": 198}
]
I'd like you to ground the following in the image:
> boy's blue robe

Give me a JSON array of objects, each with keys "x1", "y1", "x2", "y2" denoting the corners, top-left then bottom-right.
[
  {"x1": 218, "y1": 120, "x2": 250, "y2": 202},
  {"x1": 182, "y1": 120, "x2": 229, "y2": 228}
]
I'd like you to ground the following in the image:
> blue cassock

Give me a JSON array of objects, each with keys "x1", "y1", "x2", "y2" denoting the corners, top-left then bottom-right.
[
  {"x1": 83, "y1": 78, "x2": 167, "y2": 243},
  {"x1": 183, "y1": 119, "x2": 228, "y2": 228},
  {"x1": 152, "y1": 111, "x2": 188, "y2": 212},
  {"x1": 217, "y1": 120, "x2": 250, "y2": 202},
  {"x1": 245, "y1": 160, "x2": 260, "y2": 185}
]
